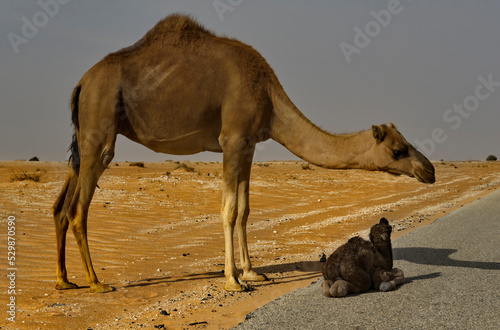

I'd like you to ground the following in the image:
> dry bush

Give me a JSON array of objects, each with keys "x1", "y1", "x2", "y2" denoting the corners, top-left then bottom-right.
[
  {"x1": 10, "y1": 171, "x2": 42, "y2": 182},
  {"x1": 129, "y1": 162, "x2": 145, "y2": 168}
]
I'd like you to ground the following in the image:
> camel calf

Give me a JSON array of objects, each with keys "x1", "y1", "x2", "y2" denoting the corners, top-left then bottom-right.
[{"x1": 322, "y1": 218, "x2": 404, "y2": 297}]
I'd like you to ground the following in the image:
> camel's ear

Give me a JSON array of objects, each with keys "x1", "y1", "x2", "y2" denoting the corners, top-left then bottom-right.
[
  {"x1": 389, "y1": 122, "x2": 397, "y2": 129},
  {"x1": 372, "y1": 125, "x2": 386, "y2": 143}
]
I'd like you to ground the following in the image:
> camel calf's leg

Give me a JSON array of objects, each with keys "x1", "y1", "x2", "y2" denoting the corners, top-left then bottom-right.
[
  {"x1": 328, "y1": 280, "x2": 353, "y2": 297},
  {"x1": 322, "y1": 280, "x2": 335, "y2": 297},
  {"x1": 379, "y1": 268, "x2": 405, "y2": 292}
]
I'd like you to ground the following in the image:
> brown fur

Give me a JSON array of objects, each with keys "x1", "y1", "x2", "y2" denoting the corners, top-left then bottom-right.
[
  {"x1": 322, "y1": 218, "x2": 405, "y2": 297},
  {"x1": 53, "y1": 14, "x2": 432, "y2": 293}
]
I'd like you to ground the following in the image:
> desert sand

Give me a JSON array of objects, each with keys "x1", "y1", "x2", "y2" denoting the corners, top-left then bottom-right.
[{"x1": 0, "y1": 160, "x2": 499, "y2": 329}]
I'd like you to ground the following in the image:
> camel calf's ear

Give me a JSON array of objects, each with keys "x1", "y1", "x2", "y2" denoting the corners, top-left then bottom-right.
[
  {"x1": 379, "y1": 218, "x2": 389, "y2": 225},
  {"x1": 389, "y1": 122, "x2": 397, "y2": 129},
  {"x1": 372, "y1": 125, "x2": 386, "y2": 143}
]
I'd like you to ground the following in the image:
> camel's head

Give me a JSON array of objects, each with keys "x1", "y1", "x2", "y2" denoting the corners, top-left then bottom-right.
[
  {"x1": 369, "y1": 217, "x2": 392, "y2": 245},
  {"x1": 370, "y1": 123, "x2": 435, "y2": 184}
]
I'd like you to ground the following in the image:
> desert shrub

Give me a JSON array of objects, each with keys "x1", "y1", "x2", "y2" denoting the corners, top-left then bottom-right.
[
  {"x1": 10, "y1": 171, "x2": 42, "y2": 182},
  {"x1": 129, "y1": 162, "x2": 145, "y2": 168},
  {"x1": 486, "y1": 155, "x2": 497, "y2": 161},
  {"x1": 301, "y1": 164, "x2": 312, "y2": 170},
  {"x1": 29, "y1": 156, "x2": 39, "y2": 161},
  {"x1": 175, "y1": 163, "x2": 195, "y2": 172}
]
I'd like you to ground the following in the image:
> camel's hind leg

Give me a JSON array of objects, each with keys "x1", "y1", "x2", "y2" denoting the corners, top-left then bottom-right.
[
  {"x1": 53, "y1": 168, "x2": 79, "y2": 290},
  {"x1": 68, "y1": 136, "x2": 116, "y2": 293},
  {"x1": 322, "y1": 279, "x2": 335, "y2": 297},
  {"x1": 326, "y1": 279, "x2": 359, "y2": 297},
  {"x1": 327, "y1": 270, "x2": 372, "y2": 297}
]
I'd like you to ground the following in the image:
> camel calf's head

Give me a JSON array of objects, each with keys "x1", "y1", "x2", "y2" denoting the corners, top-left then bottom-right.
[
  {"x1": 371, "y1": 123, "x2": 435, "y2": 184},
  {"x1": 369, "y1": 217, "x2": 392, "y2": 244}
]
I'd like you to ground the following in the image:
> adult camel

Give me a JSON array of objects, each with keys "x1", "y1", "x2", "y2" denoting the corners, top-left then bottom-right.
[{"x1": 53, "y1": 14, "x2": 435, "y2": 293}]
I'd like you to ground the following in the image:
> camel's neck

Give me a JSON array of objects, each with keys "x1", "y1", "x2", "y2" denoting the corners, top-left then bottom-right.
[
  {"x1": 270, "y1": 84, "x2": 376, "y2": 169},
  {"x1": 375, "y1": 242, "x2": 393, "y2": 270}
]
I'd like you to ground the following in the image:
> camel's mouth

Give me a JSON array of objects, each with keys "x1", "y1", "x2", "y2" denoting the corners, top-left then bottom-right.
[
  {"x1": 414, "y1": 167, "x2": 436, "y2": 184},
  {"x1": 382, "y1": 167, "x2": 435, "y2": 184}
]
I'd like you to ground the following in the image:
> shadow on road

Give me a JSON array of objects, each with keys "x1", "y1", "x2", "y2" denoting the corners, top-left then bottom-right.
[{"x1": 394, "y1": 247, "x2": 500, "y2": 270}]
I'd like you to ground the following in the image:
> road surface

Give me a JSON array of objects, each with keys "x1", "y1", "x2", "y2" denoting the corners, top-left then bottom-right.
[{"x1": 236, "y1": 189, "x2": 500, "y2": 329}]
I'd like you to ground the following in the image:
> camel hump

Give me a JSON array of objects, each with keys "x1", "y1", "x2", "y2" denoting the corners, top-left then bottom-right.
[
  {"x1": 139, "y1": 13, "x2": 213, "y2": 45},
  {"x1": 150, "y1": 14, "x2": 210, "y2": 35},
  {"x1": 108, "y1": 14, "x2": 213, "y2": 59}
]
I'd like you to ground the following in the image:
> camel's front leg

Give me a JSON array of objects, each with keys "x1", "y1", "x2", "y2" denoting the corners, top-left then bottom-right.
[
  {"x1": 221, "y1": 140, "x2": 266, "y2": 291},
  {"x1": 235, "y1": 146, "x2": 267, "y2": 283},
  {"x1": 222, "y1": 190, "x2": 246, "y2": 291},
  {"x1": 221, "y1": 140, "x2": 248, "y2": 291}
]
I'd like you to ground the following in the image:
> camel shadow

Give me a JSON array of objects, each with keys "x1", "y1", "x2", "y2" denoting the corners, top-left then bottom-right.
[
  {"x1": 123, "y1": 271, "x2": 224, "y2": 289},
  {"x1": 393, "y1": 247, "x2": 500, "y2": 270},
  {"x1": 122, "y1": 261, "x2": 322, "y2": 289}
]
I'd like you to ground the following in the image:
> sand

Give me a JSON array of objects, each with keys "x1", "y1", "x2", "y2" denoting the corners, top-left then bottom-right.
[{"x1": 0, "y1": 160, "x2": 499, "y2": 329}]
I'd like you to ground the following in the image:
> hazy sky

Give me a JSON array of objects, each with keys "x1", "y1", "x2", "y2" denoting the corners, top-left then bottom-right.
[{"x1": 1, "y1": 0, "x2": 499, "y2": 162}]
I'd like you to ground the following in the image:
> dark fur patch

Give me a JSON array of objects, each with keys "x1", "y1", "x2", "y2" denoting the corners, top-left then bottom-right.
[
  {"x1": 68, "y1": 85, "x2": 81, "y2": 172},
  {"x1": 68, "y1": 134, "x2": 80, "y2": 173},
  {"x1": 71, "y1": 85, "x2": 81, "y2": 130}
]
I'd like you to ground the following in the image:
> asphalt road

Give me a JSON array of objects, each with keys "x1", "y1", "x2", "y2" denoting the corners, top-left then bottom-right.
[{"x1": 235, "y1": 189, "x2": 500, "y2": 329}]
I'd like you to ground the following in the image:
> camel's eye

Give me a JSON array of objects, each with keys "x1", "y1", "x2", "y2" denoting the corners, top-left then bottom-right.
[{"x1": 393, "y1": 149, "x2": 406, "y2": 159}]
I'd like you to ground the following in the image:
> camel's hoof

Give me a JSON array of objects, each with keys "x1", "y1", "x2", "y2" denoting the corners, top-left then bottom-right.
[
  {"x1": 322, "y1": 280, "x2": 334, "y2": 297},
  {"x1": 391, "y1": 268, "x2": 404, "y2": 277},
  {"x1": 242, "y1": 271, "x2": 268, "y2": 282},
  {"x1": 224, "y1": 276, "x2": 252, "y2": 292},
  {"x1": 55, "y1": 281, "x2": 79, "y2": 290},
  {"x1": 90, "y1": 282, "x2": 115, "y2": 293},
  {"x1": 224, "y1": 282, "x2": 250, "y2": 292},
  {"x1": 379, "y1": 282, "x2": 392, "y2": 292}
]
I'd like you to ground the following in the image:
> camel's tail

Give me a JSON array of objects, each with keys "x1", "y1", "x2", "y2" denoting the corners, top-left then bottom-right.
[{"x1": 68, "y1": 85, "x2": 81, "y2": 173}]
